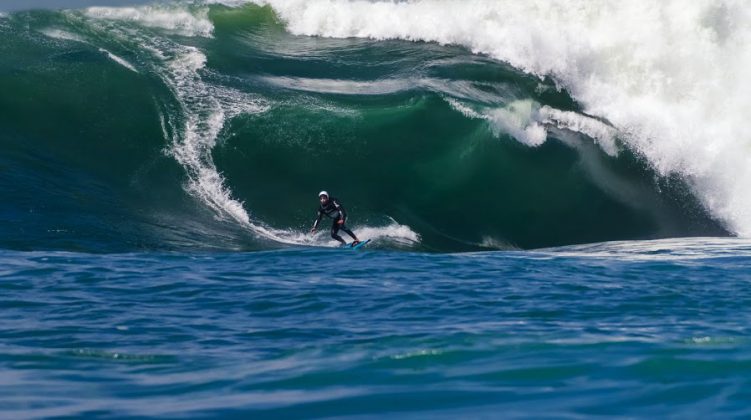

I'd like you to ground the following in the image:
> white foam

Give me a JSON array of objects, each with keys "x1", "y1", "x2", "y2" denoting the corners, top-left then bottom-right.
[
  {"x1": 99, "y1": 48, "x2": 139, "y2": 73},
  {"x1": 479, "y1": 236, "x2": 517, "y2": 250},
  {"x1": 445, "y1": 98, "x2": 617, "y2": 153},
  {"x1": 446, "y1": 98, "x2": 545, "y2": 146},
  {"x1": 538, "y1": 107, "x2": 619, "y2": 156},
  {"x1": 354, "y1": 222, "x2": 421, "y2": 247},
  {"x1": 444, "y1": 98, "x2": 483, "y2": 120},
  {"x1": 306, "y1": 221, "x2": 421, "y2": 248},
  {"x1": 40, "y1": 28, "x2": 86, "y2": 43},
  {"x1": 255, "y1": 0, "x2": 751, "y2": 236},
  {"x1": 485, "y1": 100, "x2": 547, "y2": 147},
  {"x1": 84, "y1": 5, "x2": 214, "y2": 37},
  {"x1": 162, "y1": 46, "x2": 268, "y2": 231},
  {"x1": 260, "y1": 76, "x2": 414, "y2": 95}
]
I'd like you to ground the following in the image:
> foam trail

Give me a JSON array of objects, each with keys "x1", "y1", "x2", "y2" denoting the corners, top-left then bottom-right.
[
  {"x1": 160, "y1": 47, "x2": 262, "y2": 226},
  {"x1": 99, "y1": 48, "x2": 139, "y2": 73},
  {"x1": 79, "y1": 7, "x2": 284, "y2": 241},
  {"x1": 40, "y1": 28, "x2": 87, "y2": 43},
  {"x1": 255, "y1": 0, "x2": 751, "y2": 236},
  {"x1": 40, "y1": 28, "x2": 139, "y2": 73},
  {"x1": 260, "y1": 76, "x2": 415, "y2": 95}
]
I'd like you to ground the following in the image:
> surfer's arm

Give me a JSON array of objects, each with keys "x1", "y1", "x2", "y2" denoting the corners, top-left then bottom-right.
[{"x1": 311, "y1": 211, "x2": 323, "y2": 231}]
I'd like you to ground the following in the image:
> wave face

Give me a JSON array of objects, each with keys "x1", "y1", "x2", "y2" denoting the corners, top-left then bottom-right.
[
  {"x1": 257, "y1": 0, "x2": 751, "y2": 235},
  {"x1": 0, "y1": 1, "x2": 733, "y2": 252}
]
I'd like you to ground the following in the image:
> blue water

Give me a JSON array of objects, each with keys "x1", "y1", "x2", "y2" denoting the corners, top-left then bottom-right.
[{"x1": 3, "y1": 238, "x2": 751, "y2": 417}]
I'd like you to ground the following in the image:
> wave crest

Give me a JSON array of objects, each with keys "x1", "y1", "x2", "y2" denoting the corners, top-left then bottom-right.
[{"x1": 84, "y1": 5, "x2": 214, "y2": 37}]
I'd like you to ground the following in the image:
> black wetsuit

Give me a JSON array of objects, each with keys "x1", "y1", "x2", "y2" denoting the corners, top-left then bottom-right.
[{"x1": 312, "y1": 197, "x2": 358, "y2": 244}]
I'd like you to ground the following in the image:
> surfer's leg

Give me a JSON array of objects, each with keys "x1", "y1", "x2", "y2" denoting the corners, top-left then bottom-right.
[
  {"x1": 341, "y1": 226, "x2": 358, "y2": 241},
  {"x1": 331, "y1": 221, "x2": 346, "y2": 244}
]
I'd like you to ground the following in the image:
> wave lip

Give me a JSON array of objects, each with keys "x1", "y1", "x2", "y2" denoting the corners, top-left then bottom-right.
[{"x1": 84, "y1": 5, "x2": 214, "y2": 37}]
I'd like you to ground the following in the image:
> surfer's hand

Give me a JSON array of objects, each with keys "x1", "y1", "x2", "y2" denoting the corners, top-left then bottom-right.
[{"x1": 337, "y1": 219, "x2": 345, "y2": 225}]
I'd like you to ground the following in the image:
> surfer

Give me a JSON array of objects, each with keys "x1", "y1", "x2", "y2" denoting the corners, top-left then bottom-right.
[{"x1": 310, "y1": 191, "x2": 360, "y2": 246}]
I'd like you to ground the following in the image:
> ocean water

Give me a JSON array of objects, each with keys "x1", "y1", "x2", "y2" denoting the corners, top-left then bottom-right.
[
  {"x1": 1, "y1": 0, "x2": 751, "y2": 417},
  {"x1": 3, "y1": 240, "x2": 751, "y2": 417}
]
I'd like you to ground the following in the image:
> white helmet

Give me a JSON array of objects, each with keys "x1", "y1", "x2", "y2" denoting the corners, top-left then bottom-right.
[{"x1": 318, "y1": 190, "x2": 329, "y2": 198}]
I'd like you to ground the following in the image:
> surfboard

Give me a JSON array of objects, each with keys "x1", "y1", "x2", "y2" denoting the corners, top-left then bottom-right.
[{"x1": 343, "y1": 239, "x2": 371, "y2": 249}]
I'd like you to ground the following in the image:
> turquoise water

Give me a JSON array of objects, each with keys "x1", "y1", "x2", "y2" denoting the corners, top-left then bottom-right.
[{"x1": 2, "y1": 1, "x2": 750, "y2": 417}]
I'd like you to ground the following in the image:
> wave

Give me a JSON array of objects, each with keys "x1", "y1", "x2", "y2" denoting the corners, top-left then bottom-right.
[
  {"x1": 253, "y1": 0, "x2": 751, "y2": 237},
  {"x1": 0, "y1": 1, "x2": 732, "y2": 252}
]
